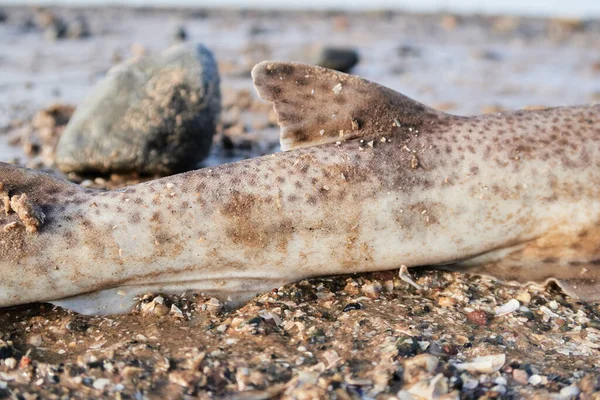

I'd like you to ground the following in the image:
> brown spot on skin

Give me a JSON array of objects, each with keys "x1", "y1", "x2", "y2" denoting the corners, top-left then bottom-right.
[
  {"x1": 150, "y1": 228, "x2": 185, "y2": 260},
  {"x1": 71, "y1": 197, "x2": 86, "y2": 205},
  {"x1": 219, "y1": 192, "x2": 294, "y2": 256},
  {"x1": 129, "y1": 212, "x2": 141, "y2": 224},
  {"x1": 150, "y1": 211, "x2": 162, "y2": 223},
  {"x1": 61, "y1": 229, "x2": 78, "y2": 247},
  {"x1": 334, "y1": 96, "x2": 347, "y2": 105}
]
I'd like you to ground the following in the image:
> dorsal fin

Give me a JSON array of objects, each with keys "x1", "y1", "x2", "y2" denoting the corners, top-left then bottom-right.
[{"x1": 251, "y1": 61, "x2": 448, "y2": 151}]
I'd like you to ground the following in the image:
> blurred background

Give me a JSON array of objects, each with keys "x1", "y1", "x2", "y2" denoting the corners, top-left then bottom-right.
[
  {"x1": 2, "y1": 0, "x2": 600, "y2": 17},
  {"x1": 0, "y1": 0, "x2": 599, "y2": 185}
]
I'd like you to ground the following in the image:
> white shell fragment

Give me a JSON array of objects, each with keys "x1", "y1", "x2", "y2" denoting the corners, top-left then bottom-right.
[
  {"x1": 403, "y1": 374, "x2": 454, "y2": 400},
  {"x1": 399, "y1": 265, "x2": 422, "y2": 290},
  {"x1": 454, "y1": 354, "x2": 506, "y2": 374},
  {"x1": 495, "y1": 299, "x2": 520, "y2": 316},
  {"x1": 559, "y1": 385, "x2": 580, "y2": 398},
  {"x1": 539, "y1": 305, "x2": 559, "y2": 318}
]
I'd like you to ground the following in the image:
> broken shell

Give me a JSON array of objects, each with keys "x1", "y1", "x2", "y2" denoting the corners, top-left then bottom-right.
[
  {"x1": 495, "y1": 299, "x2": 520, "y2": 316},
  {"x1": 454, "y1": 354, "x2": 506, "y2": 374}
]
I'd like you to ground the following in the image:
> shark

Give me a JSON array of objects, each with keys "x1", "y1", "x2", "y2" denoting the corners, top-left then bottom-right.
[{"x1": 0, "y1": 61, "x2": 599, "y2": 315}]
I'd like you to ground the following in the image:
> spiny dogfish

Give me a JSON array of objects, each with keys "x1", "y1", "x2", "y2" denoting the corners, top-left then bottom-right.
[{"x1": 0, "y1": 61, "x2": 599, "y2": 314}]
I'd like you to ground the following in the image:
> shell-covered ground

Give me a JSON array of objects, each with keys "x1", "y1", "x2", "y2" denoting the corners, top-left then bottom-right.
[{"x1": 0, "y1": 6, "x2": 599, "y2": 399}]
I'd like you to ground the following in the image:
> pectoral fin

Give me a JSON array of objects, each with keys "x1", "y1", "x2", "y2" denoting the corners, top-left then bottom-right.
[
  {"x1": 49, "y1": 278, "x2": 289, "y2": 315},
  {"x1": 50, "y1": 287, "x2": 142, "y2": 315},
  {"x1": 444, "y1": 227, "x2": 600, "y2": 301}
]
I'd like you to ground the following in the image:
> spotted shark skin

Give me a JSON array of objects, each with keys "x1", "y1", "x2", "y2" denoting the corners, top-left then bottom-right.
[{"x1": 0, "y1": 61, "x2": 599, "y2": 314}]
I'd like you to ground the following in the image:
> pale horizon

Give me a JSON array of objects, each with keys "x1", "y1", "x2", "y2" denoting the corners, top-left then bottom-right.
[{"x1": 0, "y1": 0, "x2": 599, "y2": 18}]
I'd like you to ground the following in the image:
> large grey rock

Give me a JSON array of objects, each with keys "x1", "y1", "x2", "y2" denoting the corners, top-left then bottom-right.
[{"x1": 56, "y1": 43, "x2": 221, "y2": 176}]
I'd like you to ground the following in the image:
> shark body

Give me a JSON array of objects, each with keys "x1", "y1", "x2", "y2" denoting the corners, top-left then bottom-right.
[{"x1": 1, "y1": 61, "x2": 599, "y2": 314}]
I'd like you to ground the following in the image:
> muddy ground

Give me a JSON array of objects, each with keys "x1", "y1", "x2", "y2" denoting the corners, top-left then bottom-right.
[{"x1": 0, "y1": 6, "x2": 599, "y2": 399}]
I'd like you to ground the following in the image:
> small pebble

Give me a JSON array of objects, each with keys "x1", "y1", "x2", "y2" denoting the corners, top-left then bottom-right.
[
  {"x1": 540, "y1": 305, "x2": 559, "y2": 318},
  {"x1": 495, "y1": 377, "x2": 508, "y2": 385},
  {"x1": 438, "y1": 297, "x2": 456, "y2": 307},
  {"x1": 491, "y1": 385, "x2": 507, "y2": 394},
  {"x1": 4, "y1": 357, "x2": 16, "y2": 369},
  {"x1": 93, "y1": 378, "x2": 110, "y2": 390},
  {"x1": 559, "y1": 385, "x2": 580, "y2": 398},
  {"x1": 172, "y1": 25, "x2": 187, "y2": 42},
  {"x1": 528, "y1": 374, "x2": 543, "y2": 386},
  {"x1": 343, "y1": 302, "x2": 362, "y2": 312},
  {"x1": 516, "y1": 291, "x2": 531, "y2": 304},
  {"x1": 361, "y1": 282, "x2": 382, "y2": 297},
  {"x1": 466, "y1": 310, "x2": 489, "y2": 326},
  {"x1": 512, "y1": 369, "x2": 529, "y2": 385},
  {"x1": 462, "y1": 374, "x2": 479, "y2": 390},
  {"x1": 154, "y1": 303, "x2": 170, "y2": 316}
]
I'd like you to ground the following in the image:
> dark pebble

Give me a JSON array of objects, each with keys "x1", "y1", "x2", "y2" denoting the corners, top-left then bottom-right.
[
  {"x1": 396, "y1": 336, "x2": 420, "y2": 357},
  {"x1": 247, "y1": 317, "x2": 262, "y2": 326},
  {"x1": 315, "y1": 47, "x2": 359, "y2": 72},
  {"x1": 343, "y1": 302, "x2": 362, "y2": 312},
  {"x1": 0, "y1": 343, "x2": 15, "y2": 359},
  {"x1": 173, "y1": 25, "x2": 187, "y2": 42}
]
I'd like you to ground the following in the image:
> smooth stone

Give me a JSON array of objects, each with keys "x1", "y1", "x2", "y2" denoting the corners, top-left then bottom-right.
[
  {"x1": 67, "y1": 15, "x2": 91, "y2": 39},
  {"x1": 292, "y1": 45, "x2": 359, "y2": 73},
  {"x1": 56, "y1": 43, "x2": 221, "y2": 176},
  {"x1": 172, "y1": 25, "x2": 187, "y2": 42},
  {"x1": 312, "y1": 46, "x2": 360, "y2": 72}
]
